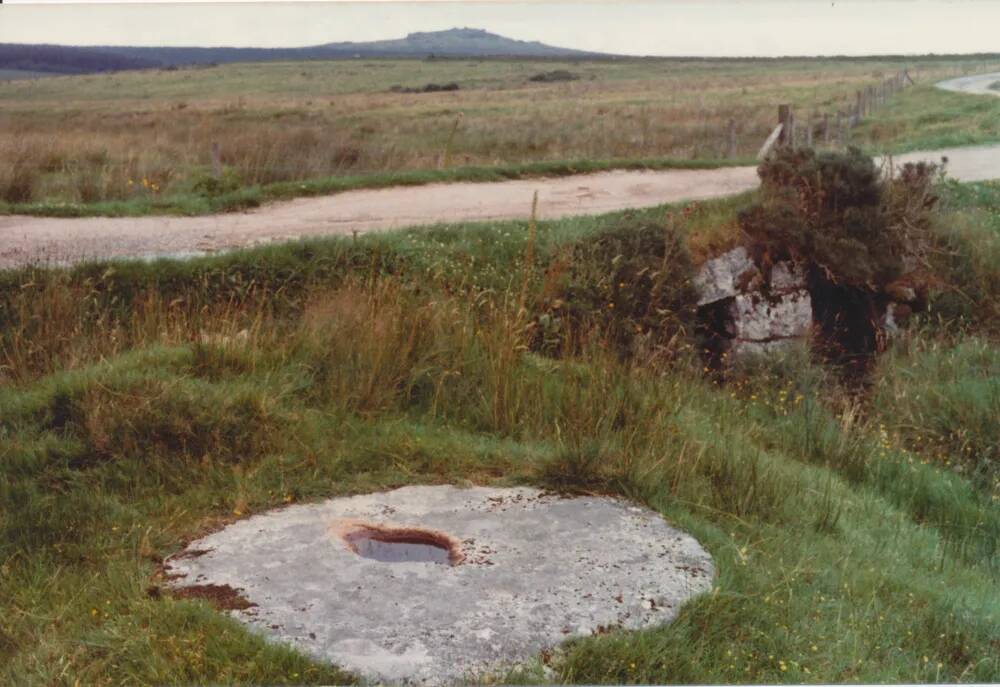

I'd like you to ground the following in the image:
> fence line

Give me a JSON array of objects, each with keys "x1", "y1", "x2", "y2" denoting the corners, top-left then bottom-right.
[{"x1": 757, "y1": 69, "x2": 912, "y2": 160}]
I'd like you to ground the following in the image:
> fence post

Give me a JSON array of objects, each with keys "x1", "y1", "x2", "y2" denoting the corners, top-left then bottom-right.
[
  {"x1": 727, "y1": 118, "x2": 738, "y2": 159},
  {"x1": 856, "y1": 90, "x2": 864, "y2": 119},
  {"x1": 805, "y1": 116, "x2": 813, "y2": 148},
  {"x1": 211, "y1": 142, "x2": 222, "y2": 180},
  {"x1": 777, "y1": 104, "x2": 791, "y2": 146},
  {"x1": 787, "y1": 111, "x2": 796, "y2": 148},
  {"x1": 822, "y1": 112, "x2": 830, "y2": 146}
]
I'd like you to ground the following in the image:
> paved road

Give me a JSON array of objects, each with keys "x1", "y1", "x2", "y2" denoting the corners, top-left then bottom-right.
[
  {"x1": 2, "y1": 74, "x2": 999, "y2": 270},
  {"x1": 937, "y1": 72, "x2": 1000, "y2": 97}
]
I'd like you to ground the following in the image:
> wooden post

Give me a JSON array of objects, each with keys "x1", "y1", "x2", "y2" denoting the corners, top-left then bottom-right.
[
  {"x1": 856, "y1": 90, "x2": 864, "y2": 119},
  {"x1": 787, "y1": 111, "x2": 796, "y2": 148},
  {"x1": 727, "y1": 118, "x2": 738, "y2": 159},
  {"x1": 822, "y1": 112, "x2": 830, "y2": 146},
  {"x1": 777, "y1": 104, "x2": 791, "y2": 146},
  {"x1": 211, "y1": 142, "x2": 221, "y2": 180},
  {"x1": 805, "y1": 117, "x2": 813, "y2": 148},
  {"x1": 757, "y1": 123, "x2": 784, "y2": 159}
]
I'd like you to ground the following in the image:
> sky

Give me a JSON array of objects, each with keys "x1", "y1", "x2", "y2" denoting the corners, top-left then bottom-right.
[{"x1": 1, "y1": 0, "x2": 999, "y2": 57}]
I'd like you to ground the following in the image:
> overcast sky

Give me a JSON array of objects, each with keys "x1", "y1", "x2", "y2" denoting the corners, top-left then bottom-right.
[{"x1": 1, "y1": 1, "x2": 999, "y2": 57}]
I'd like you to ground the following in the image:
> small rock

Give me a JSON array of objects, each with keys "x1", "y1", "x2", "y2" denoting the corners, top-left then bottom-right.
[
  {"x1": 882, "y1": 302, "x2": 913, "y2": 337},
  {"x1": 694, "y1": 246, "x2": 758, "y2": 306},
  {"x1": 885, "y1": 281, "x2": 918, "y2": 303}
]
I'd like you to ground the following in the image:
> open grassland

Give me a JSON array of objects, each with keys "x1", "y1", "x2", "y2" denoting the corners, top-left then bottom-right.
[
  {"x1": 2, "y1": 174, "x2": 999, "y2": 684},
  {"x1": 1, "y1": 56, "x2": 998, "y2": 215}
]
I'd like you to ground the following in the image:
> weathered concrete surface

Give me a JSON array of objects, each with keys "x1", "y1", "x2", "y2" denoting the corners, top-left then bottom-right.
[{"x1": 166, "y1": 485, "x2": 714, "y2": 685}]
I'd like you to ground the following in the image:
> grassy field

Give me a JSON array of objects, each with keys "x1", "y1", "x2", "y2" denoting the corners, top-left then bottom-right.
[
  {"x1": 2, "y1": 168, "x2": 999, "y2": 684},
  {"x1": 852, "y1": 83, "x2": 1000, "y2": 153},
  {"x1": 1, "y1": 56, "x2": 998, "y2": 215}
]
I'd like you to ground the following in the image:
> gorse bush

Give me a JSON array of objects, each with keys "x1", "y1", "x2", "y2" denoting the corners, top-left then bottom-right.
[
  {"x1": 740, "y1": 147, "x2": 938, "y2": 290},
  {"x1": 736, "y1": 147, "x2": 943, "y2": 374}
]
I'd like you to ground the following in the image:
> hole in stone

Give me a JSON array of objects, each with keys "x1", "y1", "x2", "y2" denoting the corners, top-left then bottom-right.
[{"x1": 338, "y1": 523, "x2": 463, "y2": 566}]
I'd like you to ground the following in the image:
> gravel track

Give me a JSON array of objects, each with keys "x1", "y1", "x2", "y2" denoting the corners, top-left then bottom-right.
[{"x1": 3, "y1": 73, "x2": 1000, "y2": 270}]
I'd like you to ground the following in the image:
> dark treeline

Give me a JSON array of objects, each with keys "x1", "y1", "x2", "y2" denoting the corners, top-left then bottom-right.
[
  {"x1": 0, "y1": 28, "x2": 602, "y2": 76},
  {"x1": 3, "y1": 27, "x2": 999, "y2": 78},
  {"x1": 0, "y1": 44, "x2": 159, "y2": 74}
]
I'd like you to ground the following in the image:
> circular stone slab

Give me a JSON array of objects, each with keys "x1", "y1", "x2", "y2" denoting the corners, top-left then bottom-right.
[{"x1": 166, "y1": 485, "x2": 714, "y2": 684}]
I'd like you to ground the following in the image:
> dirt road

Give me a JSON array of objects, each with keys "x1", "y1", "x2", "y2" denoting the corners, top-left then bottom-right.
[{"x1": 2, "y1": 79, "x2": 1000, "y2": 270}]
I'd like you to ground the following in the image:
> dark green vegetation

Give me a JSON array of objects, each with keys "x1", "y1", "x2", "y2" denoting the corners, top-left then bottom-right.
[
  {"x1": 2, "y1": 151, "x2": 999, "y2": 683},
  {"x1": 0, "y1": 29, "x2": 600, "y2": 76},
  {"x1": 0, "y1": 68, "x2": 54, "y2": 82}
]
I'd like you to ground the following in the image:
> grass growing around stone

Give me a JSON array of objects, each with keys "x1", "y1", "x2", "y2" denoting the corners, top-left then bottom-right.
[{"x1": 1, "y1": 181, "x2": 999, "y2": 684}]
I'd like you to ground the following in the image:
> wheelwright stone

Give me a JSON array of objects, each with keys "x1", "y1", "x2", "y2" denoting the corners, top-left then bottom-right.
[{"x1": 165, "y1": 485, "x2": 714, "y2": 685}]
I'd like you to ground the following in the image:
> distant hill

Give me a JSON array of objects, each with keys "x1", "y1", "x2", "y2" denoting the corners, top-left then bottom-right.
[
  {"x1": 0, "y1": 43, "x2": 159, "y2": 75},
  {"x1": 314, "y1": 28, "x2": 595, "y2": 58},
  {"x1": 0, "y1": 28, "x2": 608, "y2": 76}
]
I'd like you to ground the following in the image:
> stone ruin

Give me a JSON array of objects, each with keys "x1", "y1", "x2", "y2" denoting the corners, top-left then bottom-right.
[
  {"x1": 695, "y1": 246, "x2": 812, "y2": 360},
  {"x1": 694, "y1": 245, "x2": 924, "y2": 365}
]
